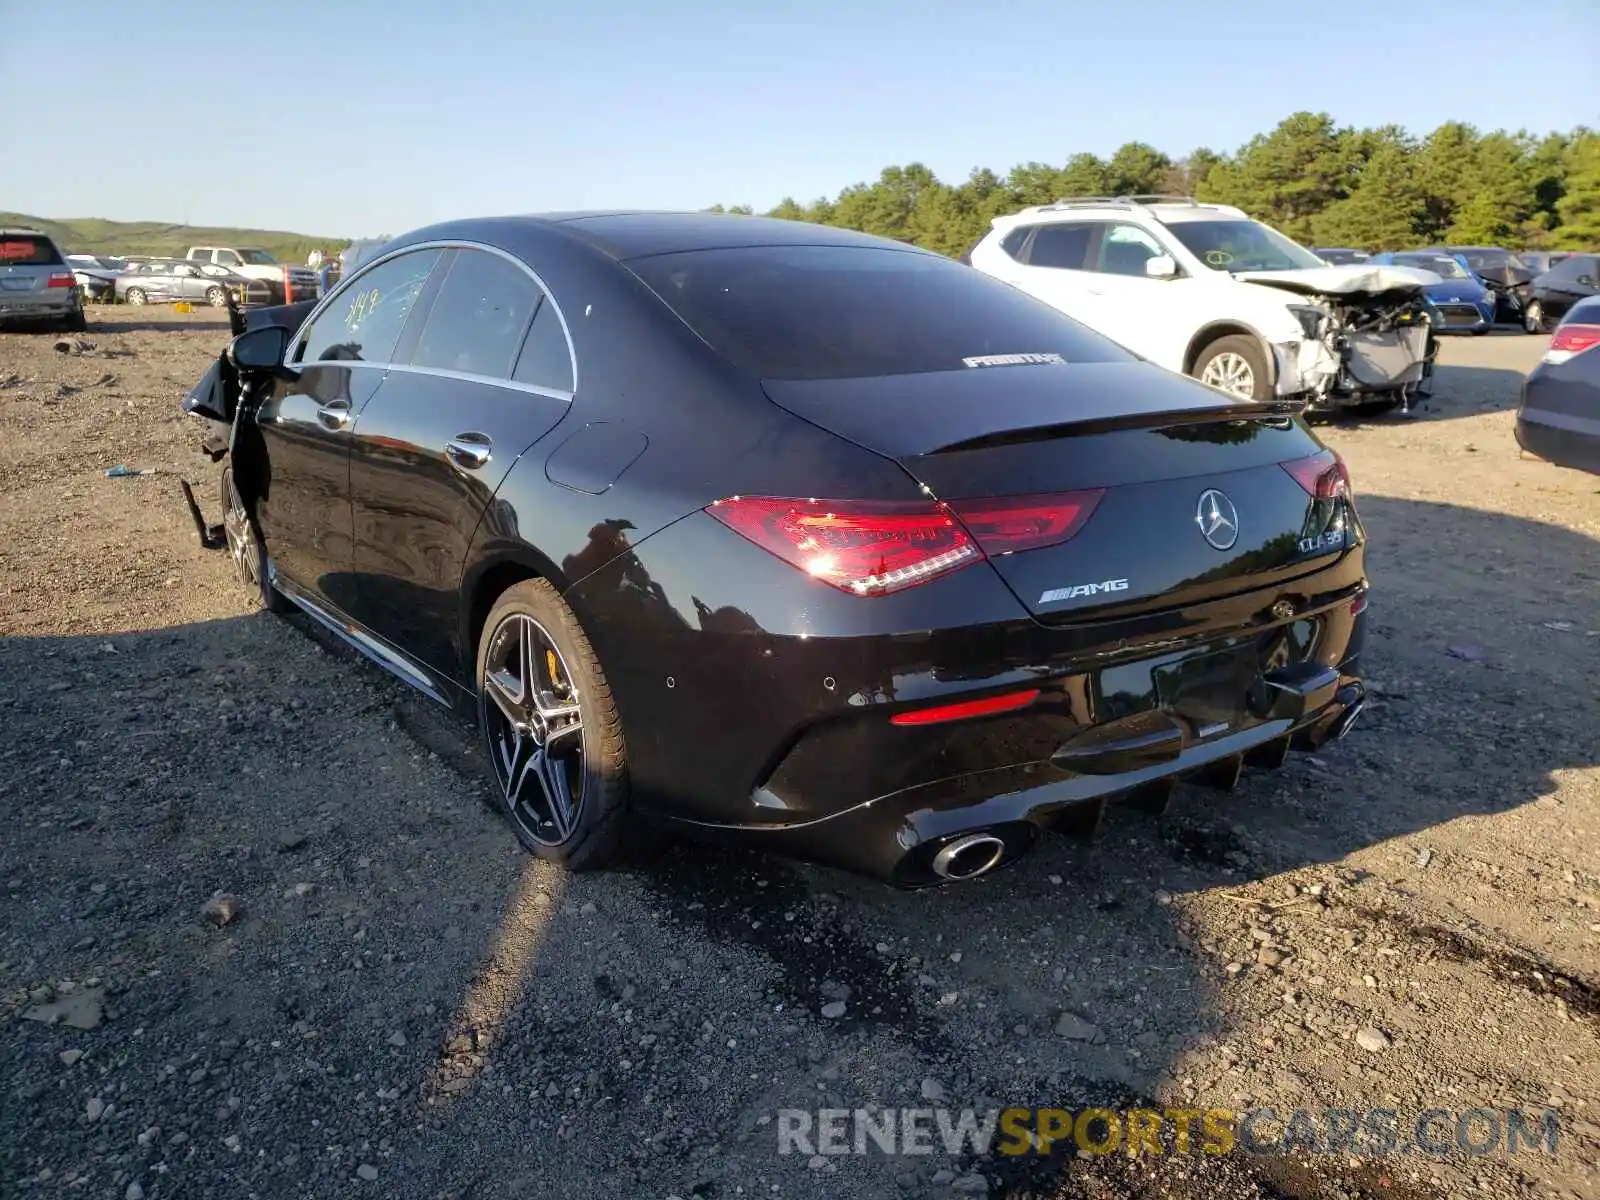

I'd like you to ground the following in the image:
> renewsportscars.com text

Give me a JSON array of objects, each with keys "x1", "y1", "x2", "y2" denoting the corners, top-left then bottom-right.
[{"x1": 775, "y1": 1106, "x2": 1562, "y2": 1159}]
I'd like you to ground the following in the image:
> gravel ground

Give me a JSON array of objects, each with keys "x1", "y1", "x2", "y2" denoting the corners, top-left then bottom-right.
[{"x1": 1, "y1": 310, "x2": 1597, "y2": 1200}]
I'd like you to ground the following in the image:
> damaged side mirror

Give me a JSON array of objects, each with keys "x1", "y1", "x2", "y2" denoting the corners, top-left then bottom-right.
[
  {"x1": 227, "y1": 325, "x2": 298, "y2": 381},
  {"x1": 1144, "y1": 255, "x2": 1179, "y2": 280}
]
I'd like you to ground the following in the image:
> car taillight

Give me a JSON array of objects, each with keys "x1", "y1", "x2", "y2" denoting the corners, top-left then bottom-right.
[
  {"x1": 1545, "y1": 323, "x2": 1600, "y2": 365},
  {"x1": 706, "y1": 488, "x2": 1108, "y2": 596},
  {"x1": 705, "y1": 497, "x2": 981, "y2": 595},
  {"x1": 945, "y1": 490, "x2": 1104, "y2": 556},
  {"x1": 1281, "y1": 449, "x2": 1352, "y2": 500},
  {"x1": 47, "y1": 272, "x2": 76, "y2": 288}
]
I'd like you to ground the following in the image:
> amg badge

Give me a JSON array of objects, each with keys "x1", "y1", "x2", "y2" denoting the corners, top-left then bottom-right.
[{"x1": 1039, "y1": 578, "x2": 1130, "y2": 604}]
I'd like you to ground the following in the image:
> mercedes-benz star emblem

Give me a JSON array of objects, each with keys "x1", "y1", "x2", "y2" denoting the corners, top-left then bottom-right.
[{"x1": 1196, "y1": 489, "x2": 1239, "y2": 551}]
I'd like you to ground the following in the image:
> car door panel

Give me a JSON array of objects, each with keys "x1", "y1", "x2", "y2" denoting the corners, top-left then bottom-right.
[
  {"x1": 340, "y1": 246, "x2": 569, "y2": 680},
  {"x1": 145, "y1": 268, "x2": 175, "y2": 301},
  {"x1": 346, "y1": 370, "x2": 570, "y2": 678},
  {"x1": 1081, "y1": 222, "x2": 1191, "y2": 370},
  {"x1": 173, "y1": 266, "x2": 204, "y2": 301},
  {"x1": 254, "y1": 363, "x2": 383, "y2": 600},
  {"x1": 255, "y1": 246, "x2": 447, "y2": 609}
]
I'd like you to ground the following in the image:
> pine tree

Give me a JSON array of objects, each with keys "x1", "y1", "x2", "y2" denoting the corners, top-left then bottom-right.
[
  {"x1": 1310, "y1": 138, "x2": 1423, "y2": 249},
  {"x1": 1105, "y1": 143, "x2": 1171, "y2": 196},
  {"x1": 1553, "y1": 130, "x2": 1600, "y2": 247}
]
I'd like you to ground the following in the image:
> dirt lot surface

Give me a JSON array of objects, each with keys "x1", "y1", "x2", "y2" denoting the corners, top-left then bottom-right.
[{"x1": 2, "y1": 309, "x2": 1597, "y2": 1200}]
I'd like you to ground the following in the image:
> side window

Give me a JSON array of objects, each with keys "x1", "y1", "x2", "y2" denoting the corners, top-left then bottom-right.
[
  {"x1": 1023, "y1": 223, "x2": 1093, "y2": 270},
  {"x1": 216, "y1": 250, "x2": 240, "y2": 266},
  {"x1": 295, "y1": 249, "x2": 442, "y2": 365},
  {"x1": 999, "y1": 227, "x2": 1031, "y2": 260},
  {"x1": 1094, "y1": 224, "x2": 1166, "y2": 276},
  {"x1": 410, "y1": 250, "x2": 541, "y2": 378},
  {"x1": 512, "y1": 300, "x2": 574, "y2": 392},
  {"x1": 188, "y1": 250, "x2": 212, "y2": 263}
]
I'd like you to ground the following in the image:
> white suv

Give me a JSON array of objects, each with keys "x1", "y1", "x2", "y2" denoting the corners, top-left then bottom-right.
[{"x1": 967, "y1": 196, "x2": 1437, "y2": 412}]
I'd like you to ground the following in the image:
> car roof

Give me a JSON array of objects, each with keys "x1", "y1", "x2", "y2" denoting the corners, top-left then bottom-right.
[
  {"x1": 386, "y1": 212, "x2": 929, "y2": 263},
  {"x1": 989, "y1": 198, "x2": 1250, "y2": 231}
]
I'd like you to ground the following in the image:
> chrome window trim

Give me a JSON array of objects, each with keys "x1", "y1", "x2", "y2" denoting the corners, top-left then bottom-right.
[
  {"x1": 287, "y1": 355, "x2": 573, "y2": 404},
  {"x1": 286, "y1": 239, "x2": 579, "y2": 392}
]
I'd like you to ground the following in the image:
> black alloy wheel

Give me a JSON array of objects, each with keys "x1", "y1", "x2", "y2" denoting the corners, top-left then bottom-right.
[
  {"x1": 220, "y1": 465, "x2": 286, "y2": 611},
  {"x1": 477, "y1": 580, "x2": 627, "y2": 868}
]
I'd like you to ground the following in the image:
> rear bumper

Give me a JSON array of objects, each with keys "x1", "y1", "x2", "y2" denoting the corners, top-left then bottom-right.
[
  {"x1": 0, "y1": 292, "x2": 79, "y2": 320},
  {"x1": 683, "y1": 674, "x2": 1364, "y2": 886},
  {"x1": 661, "y1": 592, "x2": 1367, "y2": 886},
  {"x1": 568, "y1": 508, "x2": 1370, "y2": 886}
]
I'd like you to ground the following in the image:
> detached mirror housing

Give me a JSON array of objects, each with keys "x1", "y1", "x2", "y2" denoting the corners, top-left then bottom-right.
[
  {"x1": 227, "y1": 325, "x2": 295, "y2": 378},
  {"x1": 1144, "y1": 254, "x2": 1179, "y2": 280}
]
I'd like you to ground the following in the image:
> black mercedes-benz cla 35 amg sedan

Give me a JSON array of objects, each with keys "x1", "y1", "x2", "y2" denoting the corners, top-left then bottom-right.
[{"x1": 182, "y1": 213, "x2": 1368, "y2": 887}]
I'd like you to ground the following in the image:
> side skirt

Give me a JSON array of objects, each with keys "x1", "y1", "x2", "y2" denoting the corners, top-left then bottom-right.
[{"x1": 269, "y1": 564, "x2": 456, "y2": 709}]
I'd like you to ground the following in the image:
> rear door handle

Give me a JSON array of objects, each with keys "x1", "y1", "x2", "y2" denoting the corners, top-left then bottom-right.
[
  {"x1": 316, "y1": 400, "x2": 351, "y2": 430},
  {"x1": 445, "y1": 432, "x2": 493, "y2": 470}
]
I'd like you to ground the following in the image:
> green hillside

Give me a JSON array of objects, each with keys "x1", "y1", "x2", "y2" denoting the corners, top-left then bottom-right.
[{"x1": 0, "y1": 212, "x2": 346, "y2": 264}]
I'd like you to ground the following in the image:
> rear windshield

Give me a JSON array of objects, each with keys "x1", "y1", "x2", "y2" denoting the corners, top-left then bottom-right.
[
  {"x1": 0, "y1": 236, "x2": 64, "y2": 266},
  {"x1": 626, "y1": 244, "x2": 1133, "y2": 380}
]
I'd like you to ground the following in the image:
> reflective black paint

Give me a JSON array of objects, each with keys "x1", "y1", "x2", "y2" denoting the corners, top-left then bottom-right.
[{"x1": 228, "y1": 213, "x2": 1368, "y2": 885}]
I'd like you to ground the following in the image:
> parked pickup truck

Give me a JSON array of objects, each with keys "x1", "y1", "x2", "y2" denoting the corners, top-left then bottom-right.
[{"x1": 186, "y1": 246, "x2": 318, "y2": 303}]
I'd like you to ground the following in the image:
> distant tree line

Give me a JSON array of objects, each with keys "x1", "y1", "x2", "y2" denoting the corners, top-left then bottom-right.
[{"x1": 710, "y1": 112, "x2": 1600, "y2": 256}]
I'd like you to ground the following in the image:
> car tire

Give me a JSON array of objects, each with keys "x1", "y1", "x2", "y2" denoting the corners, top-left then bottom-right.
[
  {"x1": 205, "y1": 286, "x2": 228, "y2": 308},
  {"x1": 476, "y1": 579, "x2": 628, "y2": 872},
  {"x1": 62, "y1": 307, "x2": 87, "y2": 333},
  {"x1": 125, "y1": 287, "x2": 147, "y2": 306},
  {"x1": 1523, "y1": 302, "x2": 1544, "y2": 335},
  {"x1": 220, "y1": 464, "x2": 288, "y2": 613},
  {"x1": 1193, "y1": 335, "x2": 1270, "y2": 401}
]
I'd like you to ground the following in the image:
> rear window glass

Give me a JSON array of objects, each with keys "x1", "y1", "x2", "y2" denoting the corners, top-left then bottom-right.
[
  {"x1": 627, "y1": 245, "x2": 1132, "y2": 380},
  {"x1": 1026, "y1": 224, "x2": 1095, "y2": 269},
  {"x1": 0, "y1": 236, "x2": 64, "y2": 266}
]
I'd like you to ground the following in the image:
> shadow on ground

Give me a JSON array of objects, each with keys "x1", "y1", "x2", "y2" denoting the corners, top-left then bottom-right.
[{"x1": 2, "y1": 494, "x2": 1595, "y2": 1200}]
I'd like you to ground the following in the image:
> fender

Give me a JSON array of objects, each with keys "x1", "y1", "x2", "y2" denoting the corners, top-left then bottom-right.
[{"x1": 1183, "y1": 319, "x2": 1280, "y2": 391}]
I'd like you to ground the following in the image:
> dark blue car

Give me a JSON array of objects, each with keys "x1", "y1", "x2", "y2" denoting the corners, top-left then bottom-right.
[{"x1": 1368, "y1": 251, "x2": 1495, "y2": 334}]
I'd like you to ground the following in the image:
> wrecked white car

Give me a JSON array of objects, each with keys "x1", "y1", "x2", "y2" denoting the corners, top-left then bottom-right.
[
  {"x1": 966, "y1": 197, "x2": 1438, "y2": 415},
  {"x1": 1233, "y1": 263, "x2": 1439, "y2": 412}
]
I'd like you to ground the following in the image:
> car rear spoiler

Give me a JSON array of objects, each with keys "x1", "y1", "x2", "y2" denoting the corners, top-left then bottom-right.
[{"x1": 928, "y1": 397, "x2": 1307, "y2": 454}]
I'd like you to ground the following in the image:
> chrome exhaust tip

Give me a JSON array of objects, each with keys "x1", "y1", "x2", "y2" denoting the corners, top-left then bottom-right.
[
  {"x1": 931, "y1": 833, "x2": 1008, "y2": 881},
  {"x1": 1328, "y1": 683, "x2": 1366, "y2": 742}
]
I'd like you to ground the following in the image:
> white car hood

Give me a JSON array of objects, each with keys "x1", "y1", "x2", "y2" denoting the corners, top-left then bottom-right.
[{"x1": 1233, "y1": 264, "x2": 1441, "y2": 297}]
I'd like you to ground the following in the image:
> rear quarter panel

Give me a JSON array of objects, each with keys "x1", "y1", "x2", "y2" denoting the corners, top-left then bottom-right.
[{"x1": 452, "y1": 225, "x2": 927, "y2": 669}]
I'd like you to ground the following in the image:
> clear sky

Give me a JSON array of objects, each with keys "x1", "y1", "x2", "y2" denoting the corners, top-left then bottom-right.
[{"x1": 3, "y1": 0, "x2": 1595, "y2": 237}]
